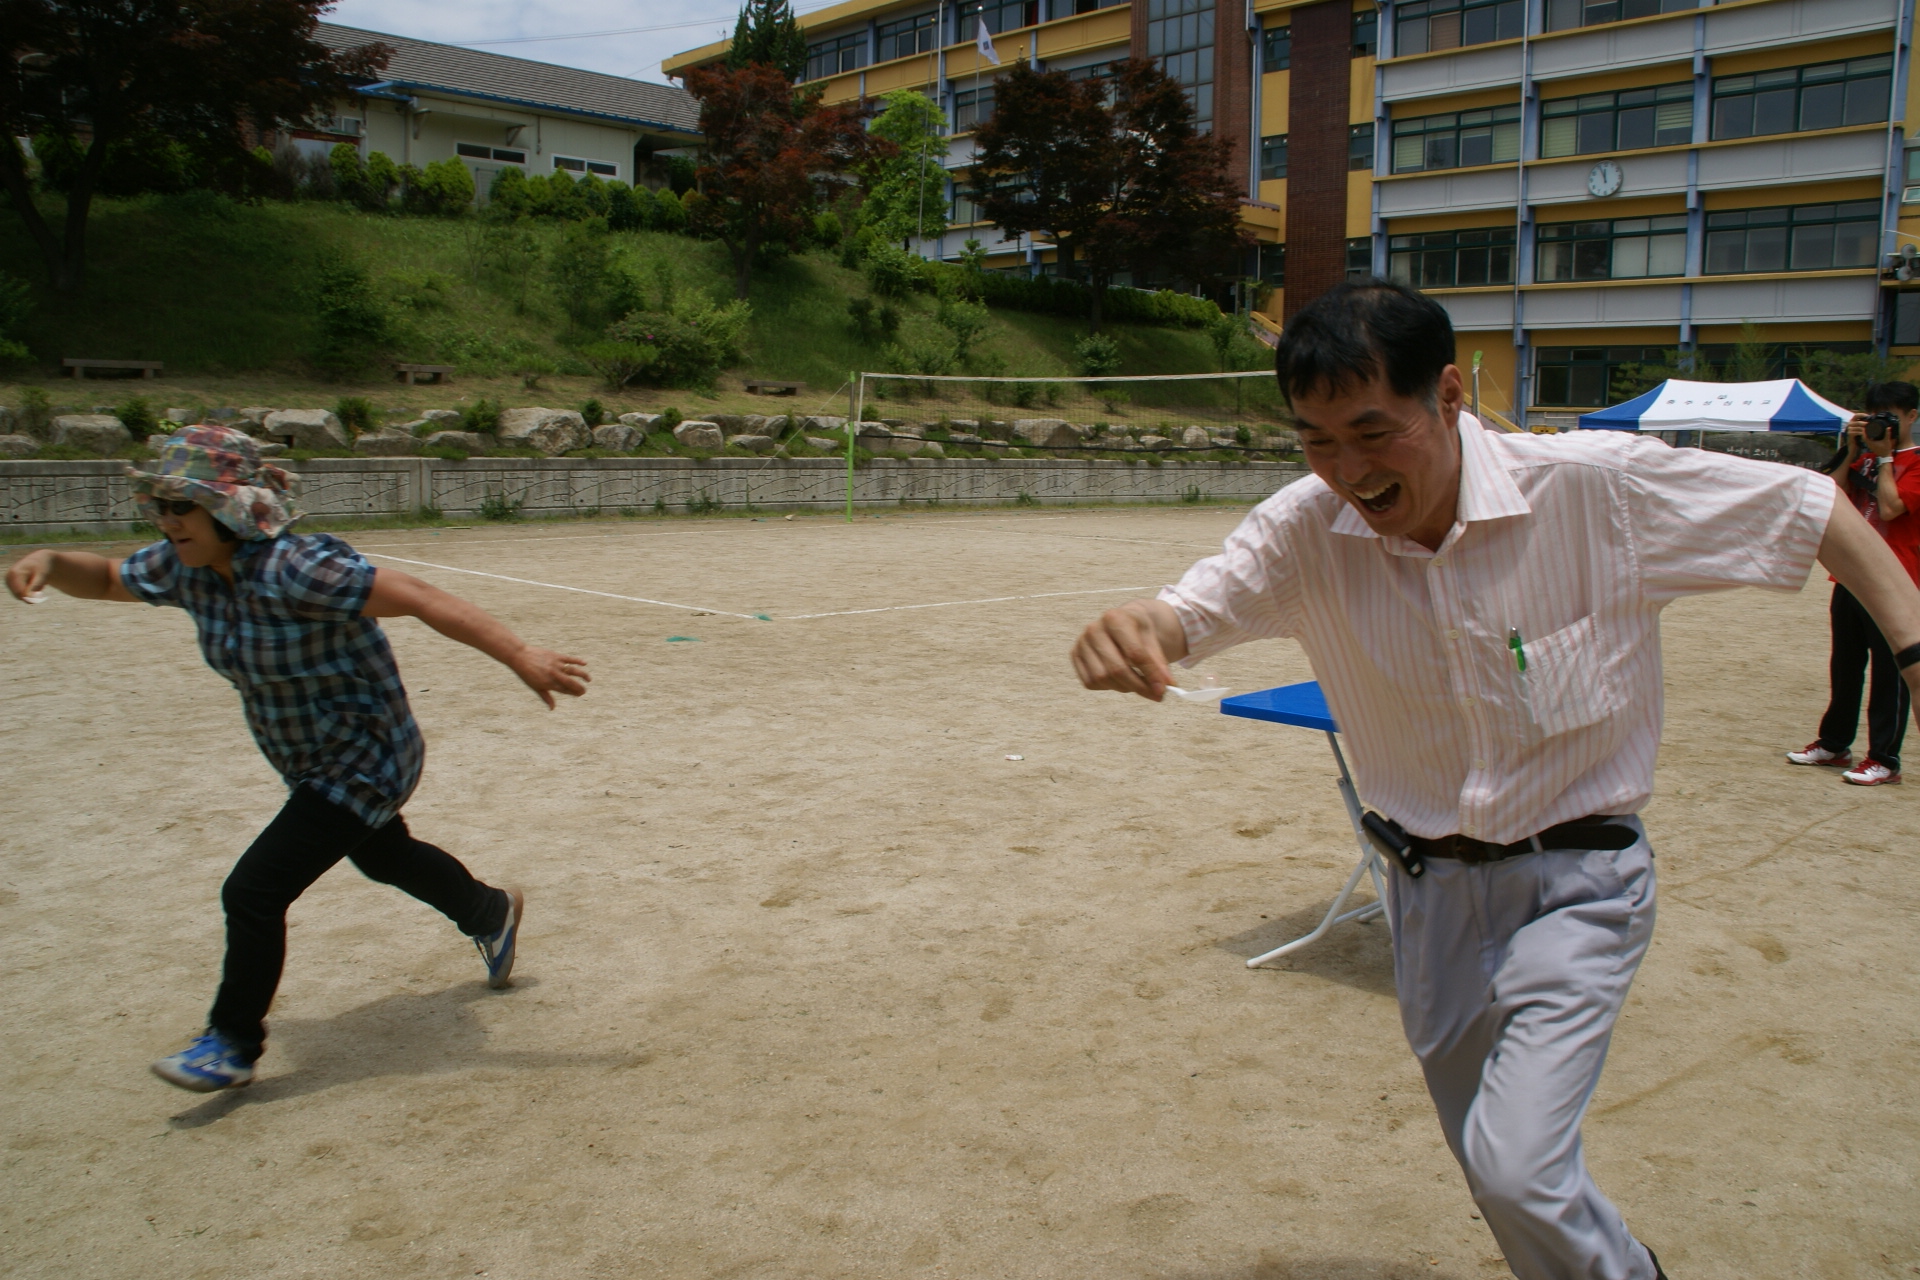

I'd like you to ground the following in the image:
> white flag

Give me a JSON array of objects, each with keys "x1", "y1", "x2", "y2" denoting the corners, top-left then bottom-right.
[{"x1": 975, "y1": 16, "x2": 1001, "y2": 66}]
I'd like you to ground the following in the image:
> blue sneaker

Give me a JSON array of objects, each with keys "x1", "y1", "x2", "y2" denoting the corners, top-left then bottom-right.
[
  {"x1": 474, "y1": 889, "x2": 523, "y2": 989},
  {"x1": 151, "y1": 1032, "x2": 254, "y2": 1092}
]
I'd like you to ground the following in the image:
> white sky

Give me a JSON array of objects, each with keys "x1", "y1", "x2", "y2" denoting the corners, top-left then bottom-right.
[{"x1": 323, "y1": 0, "x2": 841, "y2": 86}]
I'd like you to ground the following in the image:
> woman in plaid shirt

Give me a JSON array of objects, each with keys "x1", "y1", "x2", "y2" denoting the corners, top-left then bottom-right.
[{"x1": 6, "y1": 426, "x2": 589, "y2": 1092}]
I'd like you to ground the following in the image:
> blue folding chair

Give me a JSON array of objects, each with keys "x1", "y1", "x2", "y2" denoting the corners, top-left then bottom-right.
[{"x1": 1220, "y1": 681, "x2": 1388, "y2": 967}]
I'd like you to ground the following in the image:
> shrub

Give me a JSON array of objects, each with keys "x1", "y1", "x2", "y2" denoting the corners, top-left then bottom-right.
[
  {"x1": 935, "y1": 296, "x2": 990, "y2": 362},
  {"x1": 847, "y1": 296, "x2": 901, "y2": 343},
  {"x1": 332, "y1": 145, "x2": 400, "y2": 212},
  {"x1": 311, "y1": 253, "x2": 390, "y2": 375},
  {"x1": 651, "y1": 188, "x2": 689, "y2": 233},
  {"x1": 660, "y1": 406, "x2": 684, "y2": 430},
  {"x1": 548, "y1": 221, "x2": 613, "y2": 329},
  {"x1": 574, "y1": 173, "x2": 612, "y2": 217},
  {"x1": 606, "y1": 297, "x2": 751, "y2": 388},
  {"x1": 19, "y1": 387, "x2": 51, "y2": 438},
  {"x1": 579, "y1": 341, "x2": 657, "y2": 390},
  {"x1": 1075, "y1": 332, "x2": 1122, "y2": 377},
  {"x1": 459, "y1": 396, "x2": 503, "y2": 435},
  {"x1": 813, "y1": 210, "x2": 844, "y2": 247},
  {"x1": 479, "y1": 493, "x2": 523, "y2": 521},
  {"x1": 35, "y1": 128, "x2": 195, "y2": 196},
  {"x1": 400, "y1": 157, "x2": 474, "y2": 217},
  {"x1": 865, "y1": 243, "x2": 921, "y2": 298},
  {"x1": 580, "y1": 398, "x2": 607, "y2": 426},
  {"x1": 333, "y1": 396, "x2": 376, "y2": 436},
  {"x1": 0, "y1": 271, "x2": 31, "y2": 366},
  {"x1": 607, "y1": 183, "x2": 642, "y2": 231},
  {"x1": 116, "y1": 395, "x2": 159, "y2": 436}
]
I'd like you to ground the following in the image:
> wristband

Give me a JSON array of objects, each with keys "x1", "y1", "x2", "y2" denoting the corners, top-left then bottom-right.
[{"x1": 1898, "y1": 642, "x2": 1920, "y2": 670}]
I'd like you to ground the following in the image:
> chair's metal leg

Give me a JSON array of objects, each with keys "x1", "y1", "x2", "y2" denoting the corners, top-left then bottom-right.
[{"x1": 1245, "y1": 730, "x2": 1389, "y2": 968}]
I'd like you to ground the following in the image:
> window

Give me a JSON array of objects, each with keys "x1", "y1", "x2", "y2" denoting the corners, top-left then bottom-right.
[
  {"x1": 1263, "y1": 25, "x2": 1290, "y2": 73},
  {"x1": 1071, "y1": 0, "x2": 1129, "y2": 12},
  {"x1": 974, "y1": 0, "x2": 1040, "y2": 34},
  {"x1": 1259, "y1": 243, "x2": 1286, "y2": 286},
  {"x1": 1349, "y1": 122, "x2": 1375, "y2": 170},
  {"x1": 1540, "y1": 83, "x2": 1692, "y2": 158},
  {"x1": 1146, "y1": 0, "x2": 1216, "y2": 132},
  {"x1": 805, "y1": 31, "x2": 866, "y2": 81},
  {"x1": 1391, "y1": 105, "x2": 1520, "y2": 173},
  {"x1": 1704, "y1": 201, "x2": 1879, "y2": 274},
  {"x1": 951, "y1": 186, "x2": 987, "y2": 226},
  {"x1": 1545, "y1": 0, "x2": 1703, "y2": 30},
  {"x1": 1353, "y1": 9, "x2": 1378, "y2": 57},
  {"x1": 553, "y1": 156, "x2": 618, "y2": 178},
  {"x1": 954, "y1": 85, "x2": 996, "y2": 133},
  {"x1": 1536, "y1": 215, "x2": 1687, "y2": 280},
  {"x1": 1904, "y1": 149, "x2": 1920, "y2": 205},
  {"x1": 1389, "y1": 226, "x2": 1516, "y2": 288},
  {"x1": 1711, "y1": 56, "x2": 1892, "y2": 140},
  {"x1": 1260, "y1": 134, "x2": 1288, "y2": 181},
  {"x1": 1395, "y1": 0, "x2": 1523, "y2": 56},
  {"x1": 1535, "y1": 346, "x2": 1669, "y2": 407},
  {"x1": 877, "y1": 10, "x2": 938, "y2": 63},
  {"x1": 457, "y1": 143, "x2": 527, "y2": 165},
  {"x1": 1347, "y1": 237, "x2": 1374, "y2": 282}
]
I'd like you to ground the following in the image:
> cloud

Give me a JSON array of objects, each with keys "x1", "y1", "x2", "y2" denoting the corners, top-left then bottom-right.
[{"x1": 324, "y1": 0, "x2": 741, "y2": 84}]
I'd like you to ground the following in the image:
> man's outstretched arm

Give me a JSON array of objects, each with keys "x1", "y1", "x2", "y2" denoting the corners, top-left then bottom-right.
[
  {"x1": 1070, "y1": 598, "x2": 1190, "y2": 701},
  {"x1": 1817, "y1": 488, "x2": 1920, "y2": 700},
  {"x1": 6, "y1": 550, "x2": 136, "y2": 602},
  {"x1": 362, "y1": 567, "x2": 590, "y2": 709}
]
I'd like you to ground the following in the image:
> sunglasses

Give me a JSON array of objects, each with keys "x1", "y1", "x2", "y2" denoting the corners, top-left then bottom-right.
[{"x1": 151, "y1": 498, "x2": 200, "y2": 517}]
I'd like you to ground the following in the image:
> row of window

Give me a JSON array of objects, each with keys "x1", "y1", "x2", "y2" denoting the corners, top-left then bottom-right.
[
  {"x1": 808, "y1": 0, "x2": 1129, "y2": 78},
  {"x1": 1258, "y1": 126, "x2": 1378, "y2": 181},
  {"x1": 1253, "y1": 240, "x2": 1373, "y2": 287},
  {"x1": 1381, "y1": 200, "x2": 1879, "y2": 289},
  {"x1": 1390, "y1": 56, "x2": 1892, "y2": 175},
  {"x1": 1535, "y1": 342, "x2": 1874, "y2": 407},
  {"x1": 454, "y1": 142, "x2": 614, "y2": 178},
  {"x1": 1402, "y1": 0, "x2": 1708, "y2": 57},
  {"x1": 1260, "y1": 12, "x2": 1377, "y2": 72}
]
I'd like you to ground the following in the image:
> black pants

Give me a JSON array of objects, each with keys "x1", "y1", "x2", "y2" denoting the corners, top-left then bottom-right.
[
  {"x1": 1817, "y1": 584, "x2": 1911, "y2": 772},
  {"x1": 207, "y1": 785, "x2": 509, "y2": 1062}
]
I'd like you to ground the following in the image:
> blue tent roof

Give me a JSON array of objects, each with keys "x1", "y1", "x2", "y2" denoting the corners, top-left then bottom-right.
[{"x1": 1576, "y1": 378, "x2": 1847, "y2": 433}]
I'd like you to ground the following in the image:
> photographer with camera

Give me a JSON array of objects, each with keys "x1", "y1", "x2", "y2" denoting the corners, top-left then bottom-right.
[{"x1": 1788, "y1": 381, "x2": 1920, "y2": 785}]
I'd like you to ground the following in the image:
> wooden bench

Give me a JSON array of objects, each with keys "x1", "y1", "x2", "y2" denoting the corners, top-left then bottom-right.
[
  {"x1": 742, "y1": 379, "x2": 803, "y2": 396},
  {"x1": 395, "y1": 363, "x2": 455, "y2": 386},
  {"x1": 63, "y1": 358, "x2": 162, "y2": 379}
]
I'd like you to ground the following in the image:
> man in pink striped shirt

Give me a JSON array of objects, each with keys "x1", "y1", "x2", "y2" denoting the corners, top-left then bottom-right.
[{"x1": 1072, "y1": 281, "x2": 1920, "y2": 1280}]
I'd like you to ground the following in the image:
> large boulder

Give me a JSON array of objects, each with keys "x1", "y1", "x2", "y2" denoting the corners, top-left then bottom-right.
[
  {"x1": 673, "y1": 421, "x2": 724, "y2": 450},
  {"x1": 593, "y1": 423, "x2": 641, "y2": 451},
  {"x1": 0, "y1": 433, "x2": 37, "y2": 458},
  {"x1": 354, "y1": 430, "x2": 424, "y2": 457},
  {"x1": 709, "y1": 414, "x2": 749, "y2": 434},
  {"x1": 805, "y1": 436, "x2": 840, "y2": 451},
  {"x1": 51, "y1": 414, "x2": 131, "y2": 454},
  {"x1": 234, "y1": 406, "x2": 276, "y2": 436},
  {"x1": 1139, "y1": 434, "x2": 1171, "y2": 449},
  {"x1": 728, "y1": 433, "x2": 776, "y2": 455},
  {"x1": 0, "y1": 406, "x2": 16, "y2": 434},
  {"x1": 800, "y1": 414, "x2": 847, "y2": 433},
  {"x1": 1179, "y1": 426, "x2": 1211, "y2": 449},
  {"x1": 918, "y1": 441, "x2": 946, "y2": 459},
  {"x1": 496, "y1": 407, "x2": 590, "y2": 456},
  {"x1": 423, "y1": 431, "x2": 491, "y2": 454},
  {"x1": 420, "y1": 409, "x2": 461, "y2": 425},
  {"x1": 619, "y1": 412, "x2": 662, "y2": 429},
  {"x1": 1013, "y1": 419, "x2": 1084, "y2": 449},
  {"x1": 263, "y1": 409, "x2": 349, "y2": 451}
]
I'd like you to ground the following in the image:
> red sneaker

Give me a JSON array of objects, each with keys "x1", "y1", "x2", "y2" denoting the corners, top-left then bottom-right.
[{"x1": 1842, "y1": 760, "x2": 1901, "y2": 786}]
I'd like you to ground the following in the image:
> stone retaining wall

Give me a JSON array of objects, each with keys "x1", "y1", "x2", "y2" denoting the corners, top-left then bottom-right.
[{"x1": 1, "y1": 456, "x2": 1310, "y2": 535}]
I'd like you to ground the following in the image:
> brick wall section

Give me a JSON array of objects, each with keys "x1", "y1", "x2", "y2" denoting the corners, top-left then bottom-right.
[
  {"x1": 1213, "y1": 9, "x2": 1252, "y2": 195},
  {"x1": 1283, "y1": 1, "x2": 1353, "y2": 321}
]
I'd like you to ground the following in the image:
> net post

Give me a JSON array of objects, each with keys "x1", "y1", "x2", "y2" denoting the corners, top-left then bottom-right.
[{"x1": 847, "y1": 371, "x2": 862, "y2": 523}]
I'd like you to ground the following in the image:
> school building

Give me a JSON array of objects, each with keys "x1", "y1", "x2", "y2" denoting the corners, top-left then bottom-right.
[
  {"x1": 666, "y1": 0, "x2": 1920, "y2": 423},
  {"x1": 301, "y1": 23, "x2": 699, "y2": 199}
]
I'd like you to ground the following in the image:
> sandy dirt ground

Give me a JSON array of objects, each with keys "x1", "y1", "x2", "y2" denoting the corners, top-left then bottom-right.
[{"x1": 1, "y1": 504, "x2": 1916, "y2": 1280}]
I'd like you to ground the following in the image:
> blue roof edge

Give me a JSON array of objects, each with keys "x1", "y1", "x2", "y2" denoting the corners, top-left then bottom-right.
[{"x1": 354, "y1": 80, "x2": 701, "y2": 137}]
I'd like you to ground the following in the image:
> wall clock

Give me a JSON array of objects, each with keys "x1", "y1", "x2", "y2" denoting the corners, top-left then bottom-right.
[{"x1": 1587, "y1": 159, "x2": 1623, "y2": 198}]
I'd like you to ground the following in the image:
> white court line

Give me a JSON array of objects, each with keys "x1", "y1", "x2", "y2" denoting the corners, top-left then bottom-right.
[
  {"x1": 363, "y1": 553, "x2": 761, "y2": 619},
  {"x1": 349, "y1": 514, "x2": 1084, "y2": 551},
  {"x1": 783, "y1": 585, "x2": 1154, "y2": 621}
]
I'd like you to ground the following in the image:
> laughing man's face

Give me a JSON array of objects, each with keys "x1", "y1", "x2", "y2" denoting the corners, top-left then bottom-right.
[{"x1": 1290, "y1": 363, "x2": 1465, "y2": 552}]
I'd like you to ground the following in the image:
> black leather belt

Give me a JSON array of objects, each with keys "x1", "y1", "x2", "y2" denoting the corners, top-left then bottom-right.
[{"x1": 1409, "y1": 816, "x2": 1637, "y2": 866}]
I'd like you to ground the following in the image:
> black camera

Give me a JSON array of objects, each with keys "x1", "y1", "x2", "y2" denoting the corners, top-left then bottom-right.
[{"x1": 1866, "y1": 411, "x2": 1900, "y2": 443}]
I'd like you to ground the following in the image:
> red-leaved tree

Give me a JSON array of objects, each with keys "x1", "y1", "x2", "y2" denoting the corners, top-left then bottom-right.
[
  {"x1": 682, "y1": 62, "x2": 887, "y2": 300},
  {"x1": 971, "y1": 59, "x2": 1248, "y2": 329},
  {"x1": 1, "y1": 0, "x2": 388, "y2": 291}
]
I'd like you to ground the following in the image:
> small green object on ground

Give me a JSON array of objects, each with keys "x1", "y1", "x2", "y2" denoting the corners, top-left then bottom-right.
[{"x1": 666, "y1": 636, "x2": 702, "y2": 643}]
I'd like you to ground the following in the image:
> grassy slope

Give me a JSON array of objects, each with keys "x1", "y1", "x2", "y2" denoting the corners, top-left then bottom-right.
[{"x1": 2, "y1": 195, "x2": 1263, "y2": 421}]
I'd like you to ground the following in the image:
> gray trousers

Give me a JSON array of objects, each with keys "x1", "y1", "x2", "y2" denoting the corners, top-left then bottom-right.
[{"x1": 1383, "y1": 819, "x2": 1658, "y2": 1280}]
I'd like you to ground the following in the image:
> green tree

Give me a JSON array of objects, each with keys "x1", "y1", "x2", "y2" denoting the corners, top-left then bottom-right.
[
  {"x1": 0, "y1": 0, "x2": 389, "y2": 291},
  {"x1": 727, "y1": 0, "x2": 808, "y2": 82},
  {"x1": 861, "y1": 90, "x2": 950, "y2": 247},
  {"x1": 548, "y1": 221, "x2": 613, "y2": 330}
]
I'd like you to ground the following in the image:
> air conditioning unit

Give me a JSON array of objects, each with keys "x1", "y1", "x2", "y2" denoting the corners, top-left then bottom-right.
[{"x1": 1898, "y1": 243, "x2": 1920, "y2": 283}]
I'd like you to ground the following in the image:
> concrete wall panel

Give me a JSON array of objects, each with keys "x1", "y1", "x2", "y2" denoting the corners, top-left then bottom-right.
[
  {"x1": 1378, "y1": 167, "x2": 1519, "y2": 216},
  {"x1": 1522, "y1": 283, "x2": 1684, "y2": 327},
  {"x1": 1380, "y1": 43, "x2": 1522, "y2": 102},
  {"x1": 1689, "y1": 275, "x2": 1879, "y2": 325}
]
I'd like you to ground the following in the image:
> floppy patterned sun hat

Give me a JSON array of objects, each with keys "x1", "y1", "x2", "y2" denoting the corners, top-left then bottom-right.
[{"x1": 125, "y1": 425, "x2": 303, "y2": 541}]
